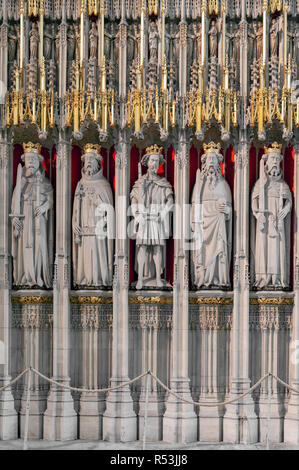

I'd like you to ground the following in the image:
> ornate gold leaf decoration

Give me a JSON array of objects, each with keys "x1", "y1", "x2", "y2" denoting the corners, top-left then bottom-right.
[
  {"x1": 12, "y1": 296, "x2": 53, "y2": 304},
  {"x1": 129, "y1": 296, "x2": 173, "y2": 305},
  {"x1": 70, "y1": 296, "x2": 113, "y2": 304},
  {"x1": 250, "y1": 297, "x2": 293, "y2": 305},
  {"x1": 189, "y1": 297, "x2": 233, "y2": 305}
]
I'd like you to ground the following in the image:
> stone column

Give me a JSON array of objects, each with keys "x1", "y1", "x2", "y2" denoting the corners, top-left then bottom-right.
[
  {"x1": 223, "y1": 5, "x2": 258, "y2": 442},
  {"x1": 0, "y1": 137, "x2": 18, "y2": 440},
  {"x1": 103, "y1": 130, "x2": 137, "y2": 441},
  {"x1": 20, "y1": 303, "x2": 49, "y2": 439},
  {"x1": 138, "y1": 305, "x2": 164, "y2": 441},
  {"x1": 285, "y1": 139, "x2": 299, "y2": 443},
  {"x1": 79, "y1": 304, "x2": 104, "y2": 440},
  {"x1": 198, "y1": 305, "x2": 223, "y2": 442},
  {"x1": 258, "y1": 305, "x2": 284, "y2": 443},
  {"x1": 43, "y1": 138, "x2": 77, "y2": 440},
  {"x1": 163, "y1": 131, "x2": 197, "y2": 443},
  {"x1": 223, "y1": 133, "x2": 258, "y2": 443}
]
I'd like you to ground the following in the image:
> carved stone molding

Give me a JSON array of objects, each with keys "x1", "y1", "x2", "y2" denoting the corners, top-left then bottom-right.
[
  {"x1": 12, "y1": 303, "x2": 53, "y2": 328},
  {"x1": 71, "y1": 303, "x2": 113, "y2": 329},
  {"x1": 189, "y1": 304, "x2": 233, "y2": 330},
  {"x1": 0, "y1": 254, "x2": 10, "y2": 289},
  {"x1": 0, "y1": 144, "x2": 10, "y2": 170},
  {"x1": 249, "y1": 304, "x2": 292, "y2": 330},
  {"x1": 129, "y1": 304, "x2": 173, "y2": 329}
]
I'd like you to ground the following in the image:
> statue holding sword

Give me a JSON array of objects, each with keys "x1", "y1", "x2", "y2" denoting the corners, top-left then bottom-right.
[
  {"x1": 10, "y1": 142, "x2": 54, "y2": 288},
  {"x1": 251, "y1": 142, "x2": 292, "y2": 289}
]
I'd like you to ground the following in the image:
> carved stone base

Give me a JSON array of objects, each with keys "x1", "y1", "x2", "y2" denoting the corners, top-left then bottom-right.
[
  {"x1": 43, "y1": 386, "x2": 77, "y2": 441},
  {"x1": 0, "y1": 381, "x2": 18, "y2": 440},
  {"x1": 198, "y1": 396, "x2": 223, "y2": 442},
  {"x1": 138, "y1": 390, "x2": 164, "y2": 441},
  {"x1": 163, "y1": 380, "x2": 197, "y2": 444},
  {"x1": 223, "y1": 384, "x2": 258, "y2": 444},
  {"x1": 20, "y1": 390, "x2": 47, "y2": 439},
  {"x1": 103, "y1": 385, "x2": 137, "y2": 442},
  {"x1": 79, "y1": 392, "x2": 106, "y2": 440},
  {"x1": 258, "y1": 394, "x2": 284, "y2": 443}
]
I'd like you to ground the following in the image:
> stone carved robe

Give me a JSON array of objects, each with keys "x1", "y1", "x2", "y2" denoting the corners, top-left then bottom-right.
[
  {"x1": 251, "y1": 175, "x2": 292, "y2": 288},
  {"x1": 130, "y1": 174, "x2": 173, "y2": 280},
  {"x1": 72, "y1": 168, "x2": 114, "y2": 287},
  {"x1": 191, "y1": 176, "x2": 232, "y2": 288},
  {"x1": 11, "y1": 167, "x2": 54, "y2": 288}
]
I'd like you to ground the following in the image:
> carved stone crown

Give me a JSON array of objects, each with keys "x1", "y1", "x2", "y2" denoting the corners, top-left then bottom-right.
[
  {"x1": 83, "y1": 143, "x2": 101, "y2": 155},
  {"x1": 203, "y1": 142, "x2": 221, "y2": 155},
  {"x1": 264, "y1": 142, "x2": 282, "y2": 154},
  {"x1": 23, "y1": 142, "x2": 42, "y2": 154},
  {"x1": 144, "y1": 144, "x2": 164, "y2": 156}
]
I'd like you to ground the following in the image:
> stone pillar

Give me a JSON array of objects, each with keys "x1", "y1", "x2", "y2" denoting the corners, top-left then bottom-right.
[
  {"x1": 79, "y1": 304, "x2": 104, "y2": 440},
  {"x1": 163, "y1": 132, "x2": 197, "y2": 443},
  {"x1": 0, "y1": 138, "x2": 18, "y2": 440},
  {"x1": 258, "y1": 305, "x2": 284, "y2": 443},
  {"x1": 223, "y1": 6, "x2": 258, "y2": 442},
  {"x1": 138, "y1": 305, "x2": 164, "y2": 441},
  {"x1": 103, "y1": 131, "x2": 137, "y2": 441},
  {"x1": 223, "y1": 134, "x2": 258, "y2": 443},
  {"x1": 43, "y1": 139, "x2": 77, "y2": 440},
  {"x1": 198, "y1": 305, "x2": 223, "y2": 442},
  {"x1": 285, "y1": 139, "x2": 299, "y2": 443}
]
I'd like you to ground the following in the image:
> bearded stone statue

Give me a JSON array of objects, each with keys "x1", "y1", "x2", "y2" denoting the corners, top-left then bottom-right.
[
  {"x1": 130, "y1": 145, "x2": 174, "y2": 290},
  {"x1": 10, "y1": 142, "x2": 54, "y2": 288},
  {"x1": 251, "y1": 143, "x2": 292, "y2": 289},
  {"x1": 191, "y1": 142, "x2": 232, "y2": 289},
  {"x1": 72, "y1": 144, "x2": 114, "y2": 288}
]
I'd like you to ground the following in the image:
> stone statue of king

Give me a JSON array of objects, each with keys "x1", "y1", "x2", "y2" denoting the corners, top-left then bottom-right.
[
  {"x1": 190, "y1": 142, "x2": 232, "y2": 289},
  {"x1": 72, "y1": 144, "x2": 114, "y2": 288},
  {"x1": 10, "y1": 142, "x2": 54, "y2": 288},
  {"x1": 251, "y1": 142, "x2": 292, "y2": 289},
  {"x1": 130, "y1": 145, "x2": 174, "y2": 290}
]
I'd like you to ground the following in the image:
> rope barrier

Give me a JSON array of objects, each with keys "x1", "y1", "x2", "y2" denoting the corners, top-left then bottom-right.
[
  {"x1": 2, "y1": 367, "x2": 299, "y2": 450},
  {"x1": 30, "y1": 367, "x2": 149, "y2": 393},
  {"x1": 1, "y1": 368, "x2": 299, "y2": 406},
  {"x1": 271, "y1": 373, "x2": 299, "y2": 394},
  {"x1": 149, "y1": 371, "x2": 272, "y2": 407},
  {"x1": 0, "y1": 368, "x2": 29, "y2": 393}
]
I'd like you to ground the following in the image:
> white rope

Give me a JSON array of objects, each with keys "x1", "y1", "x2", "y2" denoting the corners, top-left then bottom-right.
[
  {"x1": 149, "y1": 371, "x2": 271, "y2": 407},
  {"x1": 1, "y1": 368, "x2": 299, "y2": 411},
  {"x1": 271, "y1": 373, "x2": 299, "y2": 394},
  {"x1": 23, "y1": 368, "x2": 31, "y2": 451},
  {"x1": 0, "y1": 368, "x2": 29, "y2": 392},
  {"x1": 31, "y1": 367, "x2": 149, "y2": 393}
]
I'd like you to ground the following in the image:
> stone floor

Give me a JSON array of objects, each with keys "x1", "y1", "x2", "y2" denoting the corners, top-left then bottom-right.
[{"x1": 0, "y1": 440, "x2": 298, "y2": 450}]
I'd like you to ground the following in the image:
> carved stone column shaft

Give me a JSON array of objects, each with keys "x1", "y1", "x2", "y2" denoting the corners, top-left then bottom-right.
[
  {"x1": 43, "y1": 139, "x2": 77, "y2": 441},
  {"x1": 0, "y1": 139, "x2": 17, "y2": 440}
]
